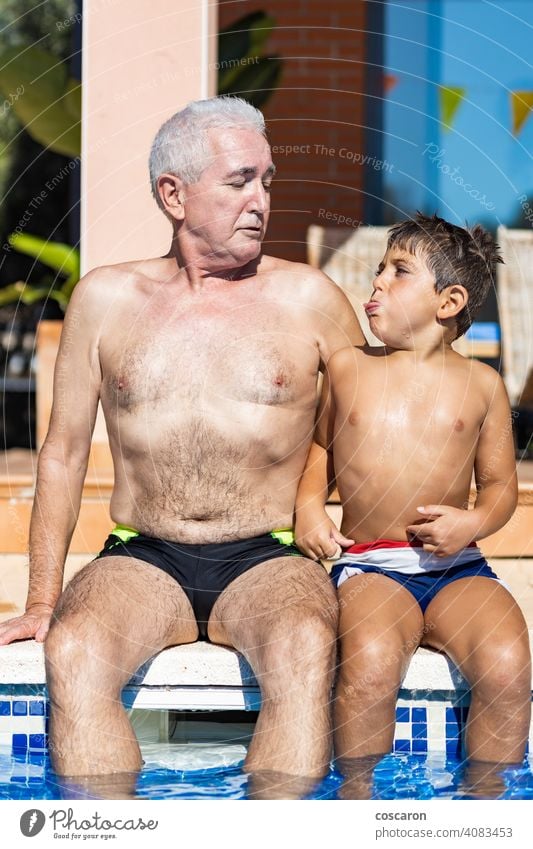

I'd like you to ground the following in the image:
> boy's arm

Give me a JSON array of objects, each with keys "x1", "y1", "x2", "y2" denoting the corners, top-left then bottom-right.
[
  {"x1": 295, "y1": 364, "x2": 354, "y2": 559},
  {"x1": 471, "y1": 373, "x2": 517, "y2": 536},
  {"x1": 0, "y1": 274, "x2": 103, "y2": 644},
  {"x1": 407, "y1": 372, "x2": 517, "y2": 556}
]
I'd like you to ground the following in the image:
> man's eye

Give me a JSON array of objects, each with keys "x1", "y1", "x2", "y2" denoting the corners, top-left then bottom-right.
[{"x1": 230, "y1": 182, "x2": 245, "y2": 188}]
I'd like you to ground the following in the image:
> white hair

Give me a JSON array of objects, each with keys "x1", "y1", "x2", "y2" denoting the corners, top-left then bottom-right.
[{"x1": 149, "y1": 96, "x2": 266, "y2": 210}]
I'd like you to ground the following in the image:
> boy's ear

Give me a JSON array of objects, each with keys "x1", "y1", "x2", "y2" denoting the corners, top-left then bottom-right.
[
  {"x1": 437, "y1": 284, "x2": 468, "y2": 321},
  {"x1": 156, "y1": 173, "x2": 186, "y2": 221}
]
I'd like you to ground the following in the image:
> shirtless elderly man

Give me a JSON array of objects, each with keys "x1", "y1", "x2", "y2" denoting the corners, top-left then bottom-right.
[{"x1": 0, "y1": 97, "x2": 363, "y2": 785}]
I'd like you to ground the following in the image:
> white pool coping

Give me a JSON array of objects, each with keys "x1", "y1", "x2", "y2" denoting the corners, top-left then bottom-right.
[{"x1": 1, "y1": 635, "x2": 531, "y2": 688}]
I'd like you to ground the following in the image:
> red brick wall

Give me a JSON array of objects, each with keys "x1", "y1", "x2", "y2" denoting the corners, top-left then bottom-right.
[{"x1": 218, "y1": 1, "x2": 369, "y2": 261}]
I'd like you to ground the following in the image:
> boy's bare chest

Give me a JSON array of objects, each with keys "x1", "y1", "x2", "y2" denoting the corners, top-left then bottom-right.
[{"x1": 336, "y1": 367, "x2": 486, "y2": 440}]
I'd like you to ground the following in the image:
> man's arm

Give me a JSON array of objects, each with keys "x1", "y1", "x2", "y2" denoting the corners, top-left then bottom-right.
[
  {"x1": 0, "y1": 273, "x2": 104, "y2": 644},
  {"x1": 295, "y1": 361, "x2": 354, "y2": 559},
  {"x1": 314, "y1": 271, "x2": 367, "y2": 362},
  {"x1": 407, "y1": 370, "x2": 517, "y2": 556}
]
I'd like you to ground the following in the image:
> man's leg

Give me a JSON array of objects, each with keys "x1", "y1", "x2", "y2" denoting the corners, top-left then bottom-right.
[
  {"x1": 335, "y1": 573, "x2": 425, "y2": 760},
  {"x1": 45, "y1": 556, "x2": 198, "y2": 776},
  {"x1": 423, "y1": 577, "x2": 531, "y2": 764},
  {"x1": 207, "y1": 556, "x2": 338, "y2": 779}
]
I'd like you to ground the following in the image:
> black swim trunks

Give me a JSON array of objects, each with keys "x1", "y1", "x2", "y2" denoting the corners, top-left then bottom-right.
[{"x1": 97, "y1": 526, "x2": 302, "y2": 639}]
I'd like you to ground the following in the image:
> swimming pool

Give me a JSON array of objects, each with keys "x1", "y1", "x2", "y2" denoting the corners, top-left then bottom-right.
[
  {"x1": 1, "y1": 640, "x2": 532, "y2": 800},
  {"x1": 1, "y1": 744, "x2": 532, "y2": 800}
]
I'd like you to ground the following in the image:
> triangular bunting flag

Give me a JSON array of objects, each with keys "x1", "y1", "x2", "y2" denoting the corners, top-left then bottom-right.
[
  {"x1": 383, "y1": 73, "x2": 398, "y2": 94},
  {"x1": 440, "y1": 86, "x2": 465, "y2": 131},
  {"x1": 511, "y1": 91, "x2": 533, "y2": 135}
]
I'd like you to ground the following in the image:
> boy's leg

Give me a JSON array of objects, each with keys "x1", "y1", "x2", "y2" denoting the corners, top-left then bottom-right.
[
  {"x1": 335, "y1": 572, "x2": 425, "y2": 760},
  {"x1": 423, "y1": 576, "x2": 531, "y2": 763}
]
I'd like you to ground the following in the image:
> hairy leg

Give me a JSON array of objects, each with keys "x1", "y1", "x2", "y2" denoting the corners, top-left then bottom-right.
[
  {"x1": 45, "y1": 556, "x2": 198, "y2": 777},
  {"x1": 424, "y1": 577, "x2": 531, "y2": 764},
  {"x1": 208, "y1": 556, "x2": 338, "y2": 788},
  {"x1": 335, "y1": 573, "x2": 425, "y2": 761}
]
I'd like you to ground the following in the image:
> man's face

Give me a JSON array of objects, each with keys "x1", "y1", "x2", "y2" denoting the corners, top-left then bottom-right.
[
  {"x1": 181, "y1": 127, "x2": 275, "y2": 268},
  {"x1": 364, "y1": 246, "x2": 441, "y2": 345}
]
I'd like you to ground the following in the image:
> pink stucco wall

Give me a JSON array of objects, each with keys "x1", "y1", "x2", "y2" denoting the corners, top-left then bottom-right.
[{"x1": 81, "y1": 0, "x2": 218, "y2": 272}]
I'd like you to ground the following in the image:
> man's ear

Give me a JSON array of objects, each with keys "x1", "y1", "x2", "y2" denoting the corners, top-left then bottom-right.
[
  {"x1": 157, "y1": 173, "x2": 186, "y2": 221},
  {"x1": 437, "y1": 284, "x2": 468, "y2": 321}
]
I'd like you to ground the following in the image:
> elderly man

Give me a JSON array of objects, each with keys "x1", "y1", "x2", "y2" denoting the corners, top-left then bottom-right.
[{"x1": 0, "y1": 97, "x2": 363, "y2": 785}]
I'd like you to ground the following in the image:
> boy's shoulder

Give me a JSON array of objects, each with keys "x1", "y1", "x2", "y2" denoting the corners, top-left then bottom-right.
[
  {"x1": 453, "y1": 352, "x2": 505, "y2": 388},
  {"x1": 451, "y1": 353, "x2": 509, "y2": 411},
  {"x1": 328, "y1": 344, "x2": 386, "y2": 370}
]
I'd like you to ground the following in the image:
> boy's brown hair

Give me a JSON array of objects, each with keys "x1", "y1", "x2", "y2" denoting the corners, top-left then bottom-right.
[{"x1": 386, "y1": 212, "x2": 504, "y2": 338}]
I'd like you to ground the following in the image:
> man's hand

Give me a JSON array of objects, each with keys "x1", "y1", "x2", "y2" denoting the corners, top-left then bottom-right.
[
  {"x1": 406, "y1": 505, "x2": 478, "y2": 557},
  {"x1": 295, "y1": 511, "x2": 354, "y2": 561},
  {"x1": 0, "y1": 603, "x2": 54, "y2": 646}
]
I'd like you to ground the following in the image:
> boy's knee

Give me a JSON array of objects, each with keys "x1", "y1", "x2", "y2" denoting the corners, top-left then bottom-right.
[
  {"x1": 338, "y1": 640, "x2": 404, "y2": 701},
  {"x1": 472, "y1": 638, "x2": 531, "y2": 697}
]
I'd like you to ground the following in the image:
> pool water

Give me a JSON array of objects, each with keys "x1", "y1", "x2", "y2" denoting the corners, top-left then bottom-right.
[{"x1": 1, "y1": 744, "x2": 533, "y2": 800}]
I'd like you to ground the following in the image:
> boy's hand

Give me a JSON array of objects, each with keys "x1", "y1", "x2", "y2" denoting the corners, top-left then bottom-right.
[
  {"x1": 295, "y1": 512, "x2": 354, "y2": 561},
  {"x1": 406, "y1": 505, "x2": 477, "y2": 556}
]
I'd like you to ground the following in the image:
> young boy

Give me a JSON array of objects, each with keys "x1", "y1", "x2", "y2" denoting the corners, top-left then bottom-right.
[{"x1": 295, "y1": 213, "x2": 531, "y2": 768}]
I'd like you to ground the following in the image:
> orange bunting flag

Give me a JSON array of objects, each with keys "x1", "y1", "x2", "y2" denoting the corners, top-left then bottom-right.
[
  {"x1": 440, "y1": 86, "x2": 465, "y2": 131},
  {"x1": 511, "y1": 91, "x2": 533, "y2": 135},
  {"x1": 383, "y1": 73, "x2": 398, "y2": 94}
]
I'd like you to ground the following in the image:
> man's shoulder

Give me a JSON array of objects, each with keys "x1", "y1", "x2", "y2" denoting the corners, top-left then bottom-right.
[
  {"x1": 259, "y1": 254, "x2": 341, "y2": 296},
  {"x1": 82, "y1": 258, "x2": 159, "y2": 286},
  {"x1": 71, "y1": 258, "x2": 164, "y2": 306}
]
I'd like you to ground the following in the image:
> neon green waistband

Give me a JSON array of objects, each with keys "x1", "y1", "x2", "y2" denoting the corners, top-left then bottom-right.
[
  {"x1": 270, "y1": 528, "x2": 295, "y2": 546},
  {"x1": 111, "y1": 524, "x2": 140, "y2": 543},
  {"x1": 111, "y1": 525, "x2": 295, "y2": 546}
]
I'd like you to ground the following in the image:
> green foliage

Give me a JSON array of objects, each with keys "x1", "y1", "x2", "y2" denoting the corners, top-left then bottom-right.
[
  {"x1": 218, "y1": 11, "x2": 282, "y2": 109},
  {"x1": 0, "y1": 46, "x2": 80, "y2": 157},
  {"x1": 0, "y1": 233, "x2": 79, "y2": 308}
]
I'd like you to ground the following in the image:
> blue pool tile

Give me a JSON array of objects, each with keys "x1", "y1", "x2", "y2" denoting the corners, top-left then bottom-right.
[
  {"x1": 412, "y1": 708, "x2": 427, "y2": 722},
  {"x1": 396, "y1": 707, "x2": 410, "y2": 723},
  {"x1": 445, "y1": 707, "x2": 458, "y2": 721},
  {"x1": 394, "y1": 739, "x2": 411, "y2": 753},
  {"x1": 412, "y1": 724, "x2": 427, "y2": 739},
  {"x1": 29, "y1": 701, "x2": 45, "y2": 716},
  {"x1": 0, "y1": 701, "x2": 11, "y2": 716},
  {"x1": 13, "y1": 701, "x2": 28, "y2": 716},
  {"x1": 445, "y1": 725, "x2": 460, "y2": 739},
  {"x1": 12, "y1": 734, "x2": 28, "y2": 751},
  {"x1": 412, "y1": 738, "x2": 428, "y2": 753},
  {"x1": 29, "y1": 734, "x2": 46, "y2": 750}
]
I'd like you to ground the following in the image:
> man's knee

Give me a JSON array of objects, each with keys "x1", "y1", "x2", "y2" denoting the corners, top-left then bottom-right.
[
  {"x1": 258, "y1": 607, "x2": 337, "y2": 694},
  {"x1": 45, "y1": 611, "x2": 123, "y2": 696}
]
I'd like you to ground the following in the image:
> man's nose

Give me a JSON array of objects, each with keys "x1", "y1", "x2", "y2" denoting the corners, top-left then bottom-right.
[{"x1": 248, "y1": 182, "x2": 269, "y2": 215}]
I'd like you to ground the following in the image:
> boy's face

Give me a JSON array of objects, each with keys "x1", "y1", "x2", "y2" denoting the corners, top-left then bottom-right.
[{"x1": 364, "y1": 246, "x2": 442, "y2": 346}]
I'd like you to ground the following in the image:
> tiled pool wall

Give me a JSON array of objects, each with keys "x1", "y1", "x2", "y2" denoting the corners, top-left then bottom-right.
[{"x1": 1, "y1": 688, "x2": 532, "y2": 758}]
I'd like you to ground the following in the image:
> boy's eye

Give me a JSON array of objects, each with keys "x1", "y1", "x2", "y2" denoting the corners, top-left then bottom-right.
[{"x1": 396, "y1": 267, "x2": 407, "y2": 274}]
